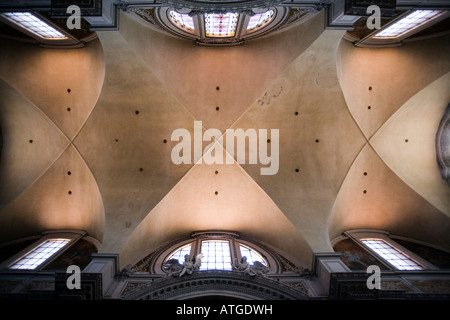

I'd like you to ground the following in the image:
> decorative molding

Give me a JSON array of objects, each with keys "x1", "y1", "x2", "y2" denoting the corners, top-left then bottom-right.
[
  {"x1": 120, "y1": 270, "x2": 310, "y2": 300},
  {"x1": 50, "y1": 0, "x2": 103, "y2": 17},
  {"x1": 127, "y1": 5, "x2": 312, "y2": 46},
  {"x1": 284, "y1": 281, "x2": 311, "y2": 296},
  {"x1": 127, "y1": 231, "x2": 303, "y2": 276},
  {"x1": 155, "y1": 0, "x2": 285, "y2": 13}
]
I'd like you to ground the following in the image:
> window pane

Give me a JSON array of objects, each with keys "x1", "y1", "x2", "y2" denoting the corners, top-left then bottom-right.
[
  {"x1": 166, "y1": 244, "x2": 192, "y2": 264},
  {"x1": 246, "y1": 10, "x2": 274, "y2": 33},
  {"x1": 169, "y1": 10, "x2": 195, "y2": 34},
  {"x1": 9, "y1": 239, "x2": 70, "y2": 270},
  {"x1": 375, "y1": 10, "x2": 444, "y2": 38},
  {"x1": 205, "y1": 13, "x2": 238, "y2": 37},
  {"x1": 1, "y1": 12, "x2": 67, "y2": 39},
  {"x1": 361, "y1": 239, "x2": 424, "y2": 270},
  {"x1": 200, "y1": 240, "x2": 232, "y2": 270},
  {"x1": 239, "y1": 245, "x2": 268, "y2": 266}
]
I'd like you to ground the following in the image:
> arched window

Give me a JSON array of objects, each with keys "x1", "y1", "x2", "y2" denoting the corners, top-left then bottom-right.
[
  {"x1": 147, "y1": 7, "x2": 291, "y2": 45},
  {"x1": 168, "y1": 10, "x2": 195, "y2": 34},
  {"x1": 246, "y1": 10, "x2": 274, "y2": 33},
  {"x1": 166, "y1": 243, "x2": 192, "y2": 264},
  {"x1": 239, "y1": 244, "x2": 267, "y2": 266},
  {"x1": 133, "y1": 231, "x2": 283, "y2": 275}
]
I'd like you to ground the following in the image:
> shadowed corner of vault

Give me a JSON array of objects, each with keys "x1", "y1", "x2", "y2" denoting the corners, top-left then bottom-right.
[
  {"x1": 369, "y1": 72, "x2": 450, "y2": 218},
  {"x1": 118, "y1": 141, "x2": 314, "y2": 271},
  {"x1": 0, "y1": 78, "x2": 70, "y2": 211}
]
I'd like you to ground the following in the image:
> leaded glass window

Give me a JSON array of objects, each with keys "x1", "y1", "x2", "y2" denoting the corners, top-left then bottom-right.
[{"x1": 205, "y1": 13, "x2": 239, "y2": 37}]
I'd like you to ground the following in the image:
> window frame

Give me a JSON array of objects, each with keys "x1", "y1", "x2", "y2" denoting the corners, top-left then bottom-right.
[
  {"x1": 0, "y1": 11, "x2": 82, "y2": 48},
  {"x1": 157, "y1": 231, "x2": 277, "y2": 274},
  {"x1": 0, "y1": 230, "x2": 85, "y2": 271},
  {"x1": 137, "y1": 7, "x2": 291, "y2": 45},
  {"x1": 343, "y1": 229, "x2": 438, "y2": 271}
]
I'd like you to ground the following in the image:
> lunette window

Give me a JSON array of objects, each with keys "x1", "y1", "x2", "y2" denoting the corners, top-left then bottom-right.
[
  {"x1": 167, "y1": 10, "x2": 275, "y2": 38},
  {"x1": 169, "y1": 11, "x2": 195, "y2": 33},
  {"x1": 239, "y1": 244, "x2": 267, "y2": 266},
  {"x1": 246, "y1": 10, "x2": 274, "y2": 33},
  {"x1": 166, "y1": 244, "x2": 192, "y2": 264},
  {"x1": 162, "y1": 235, "x2": 270, "y2": 273}
]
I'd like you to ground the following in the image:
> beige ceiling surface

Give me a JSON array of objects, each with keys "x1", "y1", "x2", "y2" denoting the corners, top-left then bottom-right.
[
  {"x1": 120, "y1": 11, "x2": 325, "y2": 133},
  {"x1": 0, "y1": 9, "x2": 449, "y2": 270},
  {"x1": 336, "y1": 35, "x2": 450, "y2": 140},
  {"x1": 120, "y1": 145, "x2": 312, "y2": 268},
  {"x1": 371, "y1": 73, "x2": 450, "y2": 217}
]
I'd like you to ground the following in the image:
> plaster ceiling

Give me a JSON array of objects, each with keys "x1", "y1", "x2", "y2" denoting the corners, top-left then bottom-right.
[{"x1": 0, "y1": 9, "x2": 449, "y2": 270}]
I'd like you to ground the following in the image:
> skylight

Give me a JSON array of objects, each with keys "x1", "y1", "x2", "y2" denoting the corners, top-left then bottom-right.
[
  {"x1": 169, "y1": 10, "x2": 195, "y2": 33},
  {"x1": 246, "y1": 10, "x2": 274, "y2": 33},
  {"x1": 205, "y1": 12, "x2": 239, "y2": 37},
  {"x1": 9, "y1": 239, "x2": 70, "y2": 270},
  {"x1": 199, "y1": 240, "x2": 232, "y2": 270},
  {"x1": 361, "y1": 239, "x2": 424, "y2": 270},
  {"x1": 374, "y1": 10, "x2": 446, "y2": 38},
  {"x1": 0, "y1": 12, "x2": 68, "y2": 39}
]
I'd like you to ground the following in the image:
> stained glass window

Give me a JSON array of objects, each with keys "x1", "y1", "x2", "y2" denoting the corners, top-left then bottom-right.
[
  {"x1": 169, "y1": 10, "x2": 195, "y2": 33},
  {"x1": 374, "y1": 10, "x2": 445, "y2": 38},
  {"x1": 361, "y1": 239, "x2": 424, "y2": 270},
  {"x1": 9, "y1": 239, "x2": 70, "y2": 270},
  {"x1": 1, "y1": 12, "x2": 67, "y2": 39},
  {"x1": 239, "y1": 244, "x2": 267, "y2": 266},
  {"x1": 199, "y1": 240, "x2": 232, "y2": 270},
  {"x1": 246, "y1": 10, "x2": 274, "y2": 33},
  {"x1": 205, "y1": 13, "x2": 239, "y2": 37}
]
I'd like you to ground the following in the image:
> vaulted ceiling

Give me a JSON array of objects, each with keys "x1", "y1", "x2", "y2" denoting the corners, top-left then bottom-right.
[{"x1": 0, "y1": 6, "x2": 449, "y2": 270}]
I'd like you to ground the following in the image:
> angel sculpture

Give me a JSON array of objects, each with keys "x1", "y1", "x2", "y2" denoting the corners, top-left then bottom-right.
[
  {"x1": 162, "y1": 253, "x2": 203, "y2": 277},
  {"x1": 232, "y1": 256, "x2": 270, "y2": 278}
]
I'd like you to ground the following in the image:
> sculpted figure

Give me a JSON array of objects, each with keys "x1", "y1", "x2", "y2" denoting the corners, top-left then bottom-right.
[
  {"x1": 163, "y1": 253, "x2": 203, "y2": 277},
  {"x1": 232, "y1": 256, "x2": 270, "y2": 278}
]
